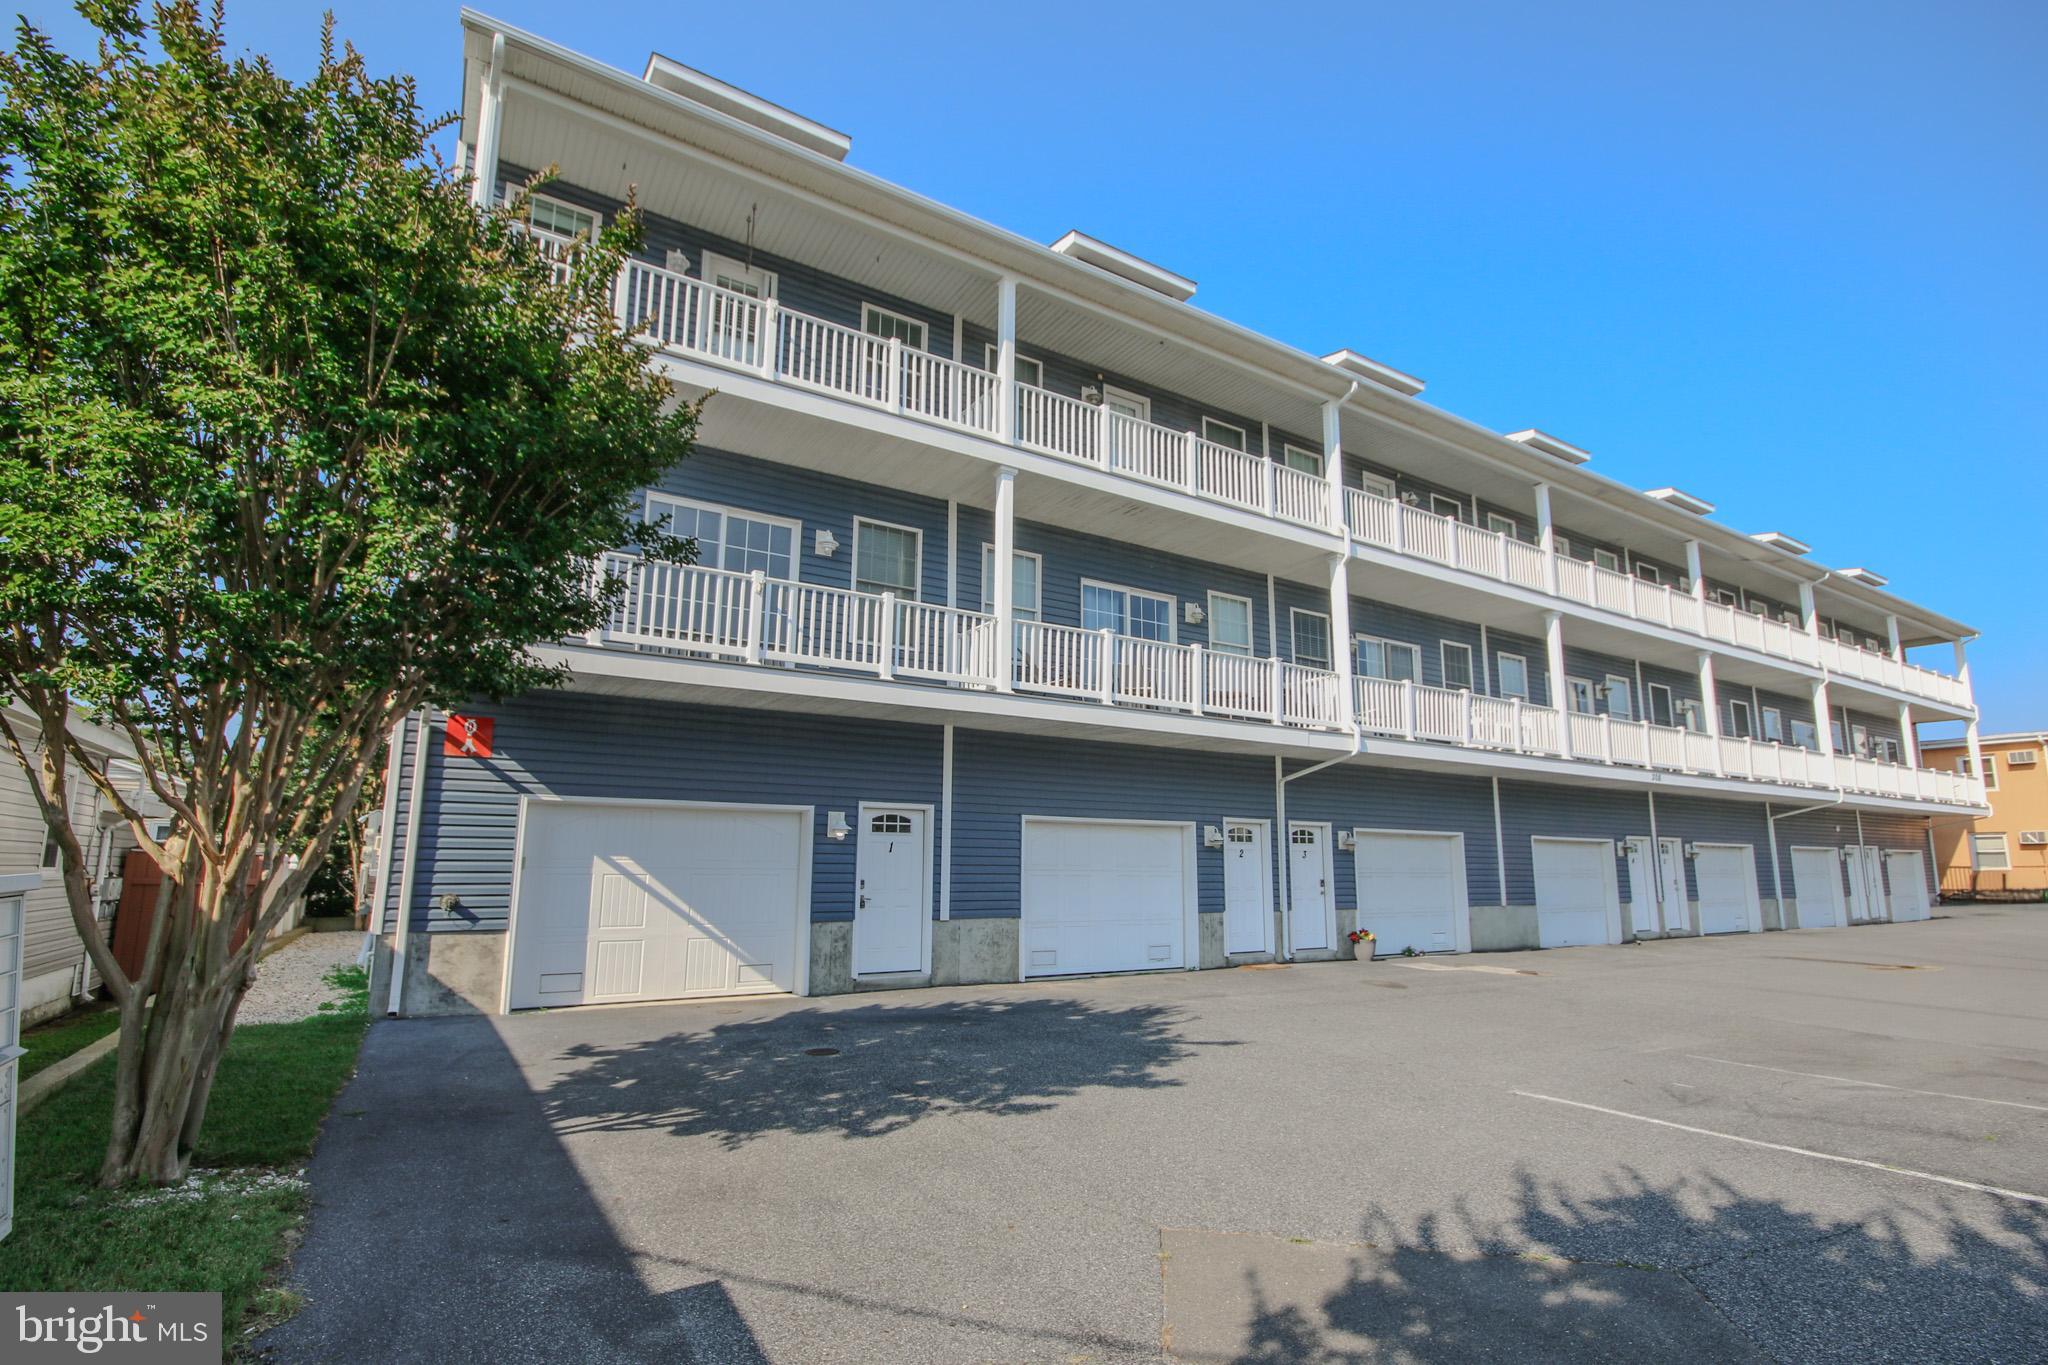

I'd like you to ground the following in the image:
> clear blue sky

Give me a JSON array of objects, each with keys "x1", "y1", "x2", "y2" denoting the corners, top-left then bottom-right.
[{"x1": 16, "y1": 1, "x2": 2045, "y2": 736}]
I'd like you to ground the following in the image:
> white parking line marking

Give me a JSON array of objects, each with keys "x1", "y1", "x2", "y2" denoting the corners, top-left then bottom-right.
[
  {"x1": 1510, "y1": 1091, "x2": 2048, "y2": 1207},
  {"x1": 1396, "y1": 962, "x2": 1534, "y2": 976},
  {"x1": 1685, "y1": 1055, "x2": 2048, "y2": 1113}
]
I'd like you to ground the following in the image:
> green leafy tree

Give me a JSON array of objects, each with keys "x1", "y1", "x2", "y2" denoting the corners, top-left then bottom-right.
[{"x1": 0, "y1": 1, "x2": 697, "y2": 1184}]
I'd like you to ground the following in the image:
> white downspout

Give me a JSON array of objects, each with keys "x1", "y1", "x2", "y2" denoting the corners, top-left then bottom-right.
[
  {"x1": 1765, "y1": 788, "x2": 1850, "y2": 925},
  {"x1": 385, "y1": 709, "x2": 431, "y2": 1017},
  {"x1": 1275, "y1": 727, "x2": 1364, "y2": 961}
]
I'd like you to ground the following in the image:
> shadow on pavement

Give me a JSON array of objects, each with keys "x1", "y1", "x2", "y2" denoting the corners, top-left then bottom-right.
[
  {"x1": 544, "y1": 994, "x2": 1212, "y2": 1147},
  {"x1": 1169, "y1": 1169, "x2": 2048, "y2": 1363}
]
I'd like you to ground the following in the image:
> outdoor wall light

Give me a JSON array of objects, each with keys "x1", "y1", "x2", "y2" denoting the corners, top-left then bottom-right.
[
  {"x1": 826, "y1": 811, "x2": 850, "y2": 841},
  {"x1": 1682, "y1": 841, "x2": 1699, "y2": 859},
  {"x1": 813, "y1": 529, "x2": 839, "y2": 558},
  {"x1": 1184, "y1": 601, "x2": 1205, "y2": 626},
  {"x1": 1337, "y1": 831, "x2": 1357, "y2": 851},
  {"x1": 1203, "y1": 825, "x2": 1224, "y2": 849}
]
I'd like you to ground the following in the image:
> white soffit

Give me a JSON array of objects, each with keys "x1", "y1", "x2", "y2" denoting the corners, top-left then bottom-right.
[
  {"x1": 1644, "y1": 486, "x2": 1715, "y2": 516},
  {"x1": 1048, "y1": 231, "x2": 1197, "y2": 301},
  {"x1": 1750, "y1": 531, "x2": 1812, "y2": 556},
  {"x1": 1505, "y1": 429, "x2": 1590, "y2": 465},
  {"x1": 642, "y1": 53, "x2": 851, "y2": 161},
  {"x1": 1324, "y1": 350, "x2": 1426, "y2": 398},
  {"x1": 1839, "y1": 567, "x2": 1890, "y2": 587}
]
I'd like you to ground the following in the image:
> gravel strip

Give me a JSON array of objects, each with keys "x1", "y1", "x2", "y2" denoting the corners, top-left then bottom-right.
[{"x1": 238, "y1": 931, "x2": 364, "y2": 1025}]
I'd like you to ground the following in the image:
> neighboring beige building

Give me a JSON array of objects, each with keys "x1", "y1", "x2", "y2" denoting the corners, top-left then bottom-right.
[{"x1": 1921, "y1": 731, "x2": 2048, "y2": 896}]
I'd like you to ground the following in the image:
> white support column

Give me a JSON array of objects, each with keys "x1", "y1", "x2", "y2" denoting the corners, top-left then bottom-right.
[
  {"x1": 1955, "y1": 639, "x2": 1984, "y2": 780},
  {"x1": 1686, "y1": 540, "x2": 1707, "y2": 605},
  {"x1": 1811, "y1": 677, "x2": 1835, "y2": 757},
  {"x1": 1799, "y1": 581, "x2": 1820, "y2": 638},
  {"x1": 993, "y1": 467, "x2": 1017, "y2": 693},
  {"x1": 1534, "y1": 482, "x2": 1558, "y2": 595},
  {"x1": 1698, "y1": 650, "x2": 1724, "y2": 775},
  {"x1": 996, "y1": 276, "x2": 1019, "y2": 445},
  {"x1": 468, "y1": 32, "x2": 506, "y2": 209},
  {"x1": 1897, "y1": 701, "x2": 1919, "y2": 768},
  {"x1": 1322, "y1": 400, "x2": 1347, "y2": 535},
  {"x1": 1328, "y1": 552, "x2": 1354, "y2": 714},
  {"x1": 1886, "y1": 614, "x2": 1903, "y2": 661},
  {"x1": 1545, "y1": 611, "x2": 1572, "y2": 758}
]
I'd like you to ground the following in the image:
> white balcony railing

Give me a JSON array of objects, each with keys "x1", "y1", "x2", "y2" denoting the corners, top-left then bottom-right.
[
  {"x1": 592, "y1": 253, "x2": 1973, "y2": 714},
  {"x1": 587, "y1": 555, "x2": 1983, "y2": 808}
]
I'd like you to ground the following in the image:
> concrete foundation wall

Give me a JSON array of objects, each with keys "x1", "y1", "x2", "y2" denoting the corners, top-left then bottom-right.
[{"x1": 368, "y1": 930, "x2": 505, "y2": 1017}]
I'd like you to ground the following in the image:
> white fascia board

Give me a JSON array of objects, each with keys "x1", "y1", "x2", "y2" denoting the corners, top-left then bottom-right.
[
  {"x1": 1644, "y1": 487, "x2": 1716, "y2": 516},
  {"x1": 1048, "y1": 231, "x2": 1197, "y2": 301},
  {"x1": 1750, "y1": 532, "x2": 1812, "y2": 556},
  {"x1": 641, "y1": 54, "x2": 850, "y2": 161},
  {"x1": 1505, "y1": 429, "x2": 1590, "y2": 465},
  {"x1": 1838, "y1": 567, "x2": 1890, "y2": 587},
  {"x1": 1323, "y1": 350, "x2": 1426, "y2": 397}
]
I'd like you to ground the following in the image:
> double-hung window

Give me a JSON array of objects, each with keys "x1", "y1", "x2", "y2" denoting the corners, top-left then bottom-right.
[
  {"x1": 1634, "y1": 561, "x2": 1662, "y2": 585},
  {"x1": 1429, "y1": 494, "x2": 1464, "y2": 523},
  {"x1": 1567, "y1": 679, "x2": 1597, "y2": 715},
  {"x1": 1790, "y1": 719, "x2": 1818, "y2": 750},
  {"x1": 979, "y1": 545, "x2": 1041, "y2": 620},
  {"x1": 862, "y1": 304, "x2": 926, "y2": 351},
  {"x1": 1207, "y1": 593, "x2": 1253, "y2": 656},
  {"x1": 1647, "y1": 682, "x2": 1675, "y2": 728},
  {"x1": 643, "y1": 493, "x2": 797, "y2": 580},
  {"x1": 1973, "y1": 833, "x2": 2011, "y2": 870},
  {"x1": 1593, "y1": 548, "x2": 1623, "y2": 573},
  {"x1": 1355, "y1": 635, "x2": 1421, "y2": 683},
  {"x1": 1604, "y1": 675, "x2": 1634, "y2": 722},
  {"x1": 1728, "y1": 699, "x2": 1753, "y2": 739},
  {"x1": 854, "y1": 519, "x2": 921, "y2": 599},
  {"x1": 1485, "y1": 513, "x2": 1519, "y2": 540},
  {"x1": 1496, "y1": 653, "x2": 1530, "y2": 700},
  {"x1": 1201, "y1": 418, "x2": 1248, "y2": 452},
  {"x1": 1359, "y1": 473, "x2": 1396, "y2": 502},
  {"x1": 1761, "y1": 706, "x2": 1785, "y2": 744},
  {"x1": 1440, "y1": 641, "x2": 1475, "y2": 691},
  {"x1": 1289, "y1": 610, "x2": 1331, "y2": 669},
  {"x1": 1282, "y1": 444, "x2": 1323, "y2": 477},
  {"x1": 1082, "y1": 581, "x2": 1174, "y2": 642},
  {"x1": 982, "y1": 344, "x2": 1042, "y2": 388}
]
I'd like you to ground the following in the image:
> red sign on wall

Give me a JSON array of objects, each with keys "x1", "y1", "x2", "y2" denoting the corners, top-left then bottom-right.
[{"x1": 444, "y1": 715, "x2": 494, "y2": 758}]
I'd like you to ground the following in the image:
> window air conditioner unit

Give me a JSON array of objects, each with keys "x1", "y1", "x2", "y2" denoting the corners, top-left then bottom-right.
[
  {"x1": 2020, "y1": 831, "x2": 2048, "y2": 846},
  {"x1": 2009, "y1": 750, "x2": 2038, "y2": 766}
]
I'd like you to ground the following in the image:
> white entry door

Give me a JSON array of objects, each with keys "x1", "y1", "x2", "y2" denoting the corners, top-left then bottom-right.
[
  {"x1": 1886, "y1": 850, "x2": 1930, "y2": 922},
  {"x1": 1533, "y1": 838, "x2": 1622, "y2": 947},
  {"x1": 1021, "y1": 819, "x2": 1190, "y2": 977},
  {"x1": 1658, "y1": 837, "x2": 1690, "y2": 934},
  {"x1": 1846, "y1": 845, "x2": 1886, "y2": 922},
  {"x1": 510, "y1": 801, "x2": 805, "y2": 1009},
  {"x1": 1288, "y1": 824, "x2": 1332, "y2": 952},
  {"x1": 1790, "y1": 846, "x2": 1846, "y2": 929},
  {"x1": 1354, "y1": 831, "x2": 1469, "y2": 955},
  {"x1": 1695, "y1": 844, "x2": 1762, "y2": 935},
  {"x1": 853, "y1": 806, "x2": 928, "y2": 975},
  {"x1": 1625, "y1": 837, "x2": 1659, "y2": 938},
  {"x1": 1221, "y1": 821, "x2": 1271, "y2": 955}
]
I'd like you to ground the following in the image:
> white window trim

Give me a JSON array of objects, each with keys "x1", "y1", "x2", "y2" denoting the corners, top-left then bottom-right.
[
  {"x1": 1647, "y1": 682, "x2": 1676, "y2": 728},
  {"x1": 1289, "y1": 608, "x2": 1332, "y2": 668},
  {"x1": 1429, "y1": 493, "x2": 1464, "y2": 523},
  {"x1": 1281, "y1": 442, "x2": 1324, "y2": 476},
  {"x1": 861, "y1": 303, "x2": 927, "y2": 352},
  {"x1": 982, "y1": 343, "x2": 1042, "y2": 388},
  {"x1": 642, "y1": 492, "x2": 801, "y2": 578},
  {"x1": 1972, "y1": 833, "x2": 2011, "y2": 871},
  {"x1": 1201, "y1": 417, "x2": 1249, "y2": 452},
  {"x1": 1553, "y1": 534, "x2": 1575, "y2": 560},
  {"x1": 1634, "y1": 561, "x2": 1662, "y2": 585},
  {"x1": 1602, "y1": 674, "x2": 1634, "y2": 720},
  {"x1": 1081, "y1": 577, "x2": 1176, "y2": 643},
  {"x1": 1100, "y1": 385, "x2": 1151, "y2": 423},
  {"x1": 1206, "y1": 591, "x2": 1254, "y2": 656},
  {"x1": 1728, "y1": 698, "x2": 1753, "y2": 739},
  {"x1": 852, "y1": 516, "x2": 923, "y2": 600},
  {"x1": 1567, "y1": 677, "x2": 1597, "y2": 715},
  {"x1": 1593, "y1": 548, "x2": 1623, "y2": 573},
  {"x1": 1485, "y1": 512, "x2": 1518, "y2": 539},
  {"x1": 1354, "y1": 633, "x2": 1422, "y2": 683},
  {"x1": 1678, "y1": 698, "x2": 1706, "y2": 733},
  {"x1": 1761, "y1": 706, "x2": 1785, "y2": 743},
  {"x1": 1440, "y1": 640, "x2": 1476, "y2": 691},
  {"x1": 1359, "y1": 472, "x2": 1396, "y2": 501},
  {"x1": 700, "y1": 249, "x2": 778, "y2": 299},
  {"x1": 979, "y1": 543, "x2": 1042, "y2": 619},
  {"x1": 1983, "y1": 755, "x2": 1999, "y2": 790},
  {"x1": 528, "y1": 191, "x2": 602, "y2": 237},
  {"x1": 1496, "y1": 652, "x2": 1530, "y2": 700}
]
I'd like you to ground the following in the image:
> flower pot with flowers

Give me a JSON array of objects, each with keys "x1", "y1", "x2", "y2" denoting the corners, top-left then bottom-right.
[{"x1": 1347, "y1": 928, "x2": 1376, "y2": 962}]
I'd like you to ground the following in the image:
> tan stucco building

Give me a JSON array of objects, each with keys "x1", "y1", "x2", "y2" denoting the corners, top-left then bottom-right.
[{"x1": 1921, "y1": 731, "x2": 2048, "y2": 895}]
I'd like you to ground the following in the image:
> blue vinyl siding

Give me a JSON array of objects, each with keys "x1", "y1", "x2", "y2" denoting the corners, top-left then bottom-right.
[
  {"x1": 1769, "y1": 805, "x2": 1937, "y2": 900},
  {"x1": 1284, "y1": 763, "x2": 1501, "y2": 906},
  {"x1": 398, "y1": 695, "x2": 942, "y2": 934},
  {"x1": 1562, "y1": 644, "x2": 1647, "y2": 719},
  {"x1": 1485, "y1": 628, "x2": 1550, "y2": 707},
  {"x1": 376, "y1": 719, "x2": 422, "y2": 930},
  {"x1": 1349, "y1": 599, "x2": 1484, "y2": 690},
  {"x1": 1498, "y1": 780, "x2": 1646, "y2": 905},
  {"x1": 948, "y1": 731, "x2": 1274, "y2": 921},
  {"x1": 649, "y1": 446, "x2": 951, "y2": 603},
  {"x1": 1272, "y1": 578, "x2": 1336, "y2": 665}
]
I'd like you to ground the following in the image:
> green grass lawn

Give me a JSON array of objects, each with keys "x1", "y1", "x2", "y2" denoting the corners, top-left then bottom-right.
[
  {"x1": 19, "y1": 1006, "x2": 122, "y2": 1081},
  {"x1": 0, "y1": 963, "x2": 369, "y2": 1346}
]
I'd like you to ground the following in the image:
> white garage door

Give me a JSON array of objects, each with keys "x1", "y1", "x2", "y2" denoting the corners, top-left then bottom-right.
[
  {"x1": 509, "y1": 802, "x2": 805, "y2": 1009},
  {"x1": 1533, "y1": 838, "x2": 1620, "y2": 948},
  {"x1": 1022, "y1": 819, "x2": 1189, "y2": 977},
  {"x1": 1886, "y1": 850, "x2": 1930, "y2": 922},
  {"x1": 1355, "y1": 832, "x2": 1468, "y2": 955},
  {"x1": 1695, "y1": 844, "x2": 1761, "y2": 935},
  {"x1": 1790, "y1": 847, "x2": 1846, "y2": 929}
]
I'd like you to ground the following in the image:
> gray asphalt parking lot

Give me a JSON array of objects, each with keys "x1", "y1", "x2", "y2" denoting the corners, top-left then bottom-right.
[{"x1": 262, "y1": 906, "x2": 2048, "y2": 1363}]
